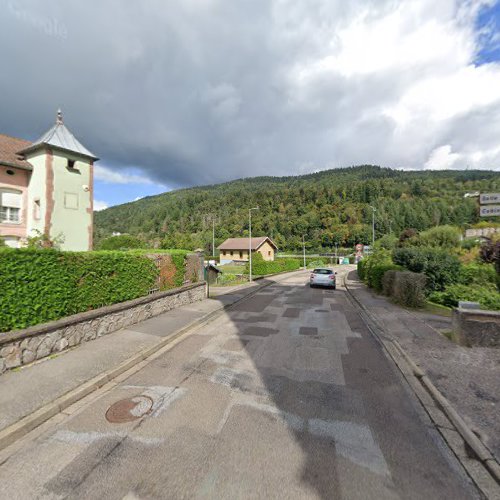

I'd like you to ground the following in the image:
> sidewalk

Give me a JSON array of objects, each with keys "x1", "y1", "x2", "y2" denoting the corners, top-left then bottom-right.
[
  {"x1": 0, "y1": 276, "x2": 281, "y2": 447},
  {"x1": 344, "y1": 270, "x2": 500, "y2": 465}
]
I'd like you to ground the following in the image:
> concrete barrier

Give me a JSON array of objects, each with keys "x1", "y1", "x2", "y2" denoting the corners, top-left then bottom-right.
[{"x1": 452, "y1": 307, "x2": 500, "y2": 348}]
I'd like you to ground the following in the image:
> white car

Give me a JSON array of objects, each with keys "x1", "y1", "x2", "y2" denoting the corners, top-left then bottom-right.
[{"x1": 310, "y1": 268, "x2": 336, "y2": 289}]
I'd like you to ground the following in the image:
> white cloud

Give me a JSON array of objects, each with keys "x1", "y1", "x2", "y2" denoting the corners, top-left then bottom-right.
[
  {"x1": 424, "y1": 145, "x2": 461, "y2": 170},
  {"x1": 94, "y1": 165, "x2": 159, "y2": 186},
  {"x1": 93, "y1": 200, "x2": 109, "y2": 211}
]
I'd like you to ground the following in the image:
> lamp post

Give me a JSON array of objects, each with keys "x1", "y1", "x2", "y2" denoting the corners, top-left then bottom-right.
[
  {"x1": 369, "y1": 206, "x2": 376, "y2": 246},
  {"x1": 302, "y1": 235, "x2": 306, "y2": 270},
  {"x1": 248, "y1": 207, "x2": 259, "y2": 282},
  {"x1": 212, "y1": 217, "x2": 216, "y2": 256}
]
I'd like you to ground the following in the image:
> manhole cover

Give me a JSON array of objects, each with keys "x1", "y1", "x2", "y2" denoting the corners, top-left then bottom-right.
[{"x1": 105, "y1": 396, "x2": 154, "y2": 423}]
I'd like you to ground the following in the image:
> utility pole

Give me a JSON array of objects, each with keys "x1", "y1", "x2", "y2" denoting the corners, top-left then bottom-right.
[
  {"x1": 302, "y1": 235, "x2": 306, "y2": 270},
  {"x1": 369, "y1": 206, "x2": 376, "y2": 246},
  {"x1": 212, "y1": 217, "x2": 215, "y2": 256},
  {"x1": 248, "y1": 207, "x2": 259, "y2": 282}
]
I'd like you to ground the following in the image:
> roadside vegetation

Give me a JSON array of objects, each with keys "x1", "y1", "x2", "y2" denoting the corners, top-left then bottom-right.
[
  {"x1": 0, "y1": 247, "x2": 198, "y2": 332},
  {"x1": 358, "y1": 225, "x2": 500, "y2": 311}
]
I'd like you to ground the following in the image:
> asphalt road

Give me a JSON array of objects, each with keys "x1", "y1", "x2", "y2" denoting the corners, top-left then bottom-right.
[{"x1": 0, "y1": 270, "x2": 479, "y2": 499}]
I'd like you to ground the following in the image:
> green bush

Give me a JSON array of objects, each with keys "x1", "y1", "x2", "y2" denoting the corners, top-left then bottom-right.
[
  {"x1": 419, "y1": 225, "x2": 462, "y2": 249},
  {"x1": 382, "y1": 269, "x2": 398, "y2": 296},
  {"x1": 357, "y1": 259, "x2": 367, "y2": 280},
  {"x1": 392, "y1": 271, "x2": 427, "y2": 308},
  {"x1": 0, "y1": 249, "x2": 159, "y2": 332},
  {"x1": 369, "y1": 263, "x2": 402, "y2": 292},
  {"x1": 97, "y1": 235, "x2": 146, "y2": 251},
  {"x1": 247, "y1": 253, "x2": 300, "y2": 275},
  {"x1": 458, "y1": 263, "x2": 496, "y2": 287},
  {"x1": 429, "y1": 284, "x2": 500, "y2": 311},
  {"x1": 392, "y1": 247, "x2": 460, "y2": 291},
  {"x1": 374, "y1": 234, "x2": 398, "y2": 251}
]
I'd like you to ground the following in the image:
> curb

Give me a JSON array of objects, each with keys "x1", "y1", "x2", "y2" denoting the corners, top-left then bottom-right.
[
  {"x1": 0, "y1": 269, "x2": 302, "y2": 453},
  {"x1": 343, "y1": 275, "x2": 500, "y2": 488}
]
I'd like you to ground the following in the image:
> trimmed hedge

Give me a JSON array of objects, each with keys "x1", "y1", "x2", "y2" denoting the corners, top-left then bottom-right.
[
  {"x1": 0, "y1": 249, "x2": 160, "y2": 332},
  {"x1": 246, "y1": 253, "x2": 301, "y2": 275},
  {"x1": 392, "y1": 271, "x2": 427, "y2": 308},
  {"x1": 0, "y1": 249, "x2": 190, "y2": 332}
]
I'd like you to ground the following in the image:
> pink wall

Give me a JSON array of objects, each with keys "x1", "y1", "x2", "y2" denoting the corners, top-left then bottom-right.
[{"x1": 0, "y1": 166, "x2": 30, "y2": 241}]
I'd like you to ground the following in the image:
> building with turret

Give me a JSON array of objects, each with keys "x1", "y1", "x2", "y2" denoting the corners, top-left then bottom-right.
[{"x1": 0, "y1": 110, "x2": 97, "y2": 250}]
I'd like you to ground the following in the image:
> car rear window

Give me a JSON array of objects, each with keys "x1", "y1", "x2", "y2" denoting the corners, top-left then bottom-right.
[{"x1": 313, "y1": 269, "x2": 333, "y2": 275}]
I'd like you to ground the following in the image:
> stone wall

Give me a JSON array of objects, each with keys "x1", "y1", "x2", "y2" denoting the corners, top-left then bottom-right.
[
  {"x1": 0, "y1": 282, "x2": 206, "y2": 375},
  {"x1": 452, "y1": 307, "x2": 500, "y2": 348}
]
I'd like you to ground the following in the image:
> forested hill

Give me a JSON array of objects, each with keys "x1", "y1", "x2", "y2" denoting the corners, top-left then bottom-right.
[{"x1": 94, "y1": 165, "x2": 500, "y2": 252}]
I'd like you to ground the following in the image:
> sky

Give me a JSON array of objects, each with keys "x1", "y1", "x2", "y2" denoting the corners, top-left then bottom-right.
[{"x1": 0, "y1": 0, "x2": 499, "y2": 210}]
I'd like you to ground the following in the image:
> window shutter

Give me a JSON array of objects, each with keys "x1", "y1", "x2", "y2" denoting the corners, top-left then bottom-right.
[{"x1": 0, "y1": 190, "x2": 22, "y2": 208}]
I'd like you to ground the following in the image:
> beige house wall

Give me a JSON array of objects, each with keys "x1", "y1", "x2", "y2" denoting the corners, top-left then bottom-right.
[
  {"x1": 257, "y1": 240, "x2": 275, "y2": 261},
  {"x1": 219, "y1": 241, "x2": 276, "y2": 262},
  {"x1": 220, "y1": 248, "x2": 249, "y2": 261}
]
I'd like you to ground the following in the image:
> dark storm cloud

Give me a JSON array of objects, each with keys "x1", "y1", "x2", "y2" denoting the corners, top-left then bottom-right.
[{"x1": 0, "y1": 0, "x2": 499, "y2": 188}]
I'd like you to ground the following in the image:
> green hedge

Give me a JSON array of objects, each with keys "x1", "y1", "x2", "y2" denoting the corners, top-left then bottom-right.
[
  {"x1": 247, "y1": 253, "x2": 301, "y2": 275},
  {"x1": 0, "y1": 249, "x2": 160, "y2": 332},
  {"x1": 392, "y1": 271, "x2": 427, "y2": 308}
]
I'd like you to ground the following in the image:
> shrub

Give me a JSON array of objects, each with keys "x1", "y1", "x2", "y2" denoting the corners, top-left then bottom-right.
[
  {"x1": 429, "y1": 284, "x2": 500, "y2": 311},
  {"x1": 382, "y1": 269, "x2": 398, "y2": 296},
  {"x1": 392, "y1": 271, "x2": 427, "y2": 308},
  {"x1": 458, "y1": 263, "x2": 496, "y2": 287},
  {"x1": 392, "y1": 247, "x2": 460, "y2": 291},
  {"x1": 419, "y1": 225, "x2": 462, "y2": 249},
  {"x1": 357, "y1": 258, "x2": 367, "y2": 280},
  {"x1": 398, "y1": 228, "x2": 419, "y2": 247},
  {"x1": 98, "y1": 235, "x2": 145, "y2": 251},
  {"x1": 0, "y1": 249, "x2": 159, "y2": 332},
  {"x1": 369, "y1": 263, "x2": 402, "y2": 292},
  {"x1": 247, "y1": 253, "x2": 300, "y2": 275},
  {"x1": 374, "y1": 234, "x2": 398, "y2": 251}
]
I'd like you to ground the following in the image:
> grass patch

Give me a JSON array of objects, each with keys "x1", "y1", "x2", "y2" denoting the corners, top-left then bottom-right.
[
  {"x1": 424, "y1": 301, "x2": 453, "y2": 317},
  {"x1": 218, "y1": 264, "x2": 247, "y2": 274}
]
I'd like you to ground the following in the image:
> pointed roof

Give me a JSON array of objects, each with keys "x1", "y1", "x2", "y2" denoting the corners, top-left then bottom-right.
[
  {"x1": 218, "y1": 236, "x2": 278, "y2": 251},
  {"x1": 18, "y1": 109, "x2": 98, "y2": 161}
]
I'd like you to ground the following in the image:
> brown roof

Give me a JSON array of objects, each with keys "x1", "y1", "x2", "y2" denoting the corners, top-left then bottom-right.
[
  {"x1": 218, "y1": 237, "x2": 277, "y2": 251},
  {"x1": 0, "y1": 134, "x2": 32, "y2": 170}
]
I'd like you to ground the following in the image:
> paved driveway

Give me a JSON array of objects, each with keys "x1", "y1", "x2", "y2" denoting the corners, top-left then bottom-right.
[{"x1": 0, "y1": 271, "x2": 478, "y2": 499}]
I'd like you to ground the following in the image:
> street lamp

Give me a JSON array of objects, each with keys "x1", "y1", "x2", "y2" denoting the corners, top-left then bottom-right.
[
  {"x1": 302, "y1": 235, "x2": 306, "y2": 270},
  {"x1": 248, "y1": 207, "x2": 259, "y2": 281},
  {"x1": 369, "y1": 206, "x2": 377, "y2": 246}
]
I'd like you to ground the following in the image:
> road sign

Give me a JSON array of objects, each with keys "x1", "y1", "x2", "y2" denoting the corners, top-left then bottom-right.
[
  {"x1": 480, "y1": 193, "x2": 500, "y2": 204},
  {"x1": 480, "y1": 205, "x2": 500, "y2": 217}
]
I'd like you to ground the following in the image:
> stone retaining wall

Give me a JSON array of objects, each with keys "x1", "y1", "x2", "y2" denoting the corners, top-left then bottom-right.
[
  {"x1": 452, "y1": 307, "x2": 500, "y2": 348},
  {"x1": 0, "y1": 282, "x2": 206, "y2": 375}
]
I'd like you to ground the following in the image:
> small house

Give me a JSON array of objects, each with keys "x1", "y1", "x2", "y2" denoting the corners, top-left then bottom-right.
[{"x1": 218, "y1": 237, "x2": 277, "y2": 265}]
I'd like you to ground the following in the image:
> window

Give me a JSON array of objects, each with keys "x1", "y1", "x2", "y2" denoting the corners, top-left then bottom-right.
[
  {"x1": 0, "y1": 189, "x2": 22, "y2": 224},
  {"x1": 33, "y1": 199, "x2": 41, "y2": 220},
  {"x1": 268, "y1": 251, "x2": 271, "y2": 256},
  {"x1": 239, "y1": 251, "x2": 243, "y2": 258},
  {"x1": 64, "y1": 192, "x2": 79, "y2": 210},
  {"x1": 1, "y1": 236, "x2": 19, "y2": 248},
  {"x1": 230, "y1": 251, "x2": 234, "y2": 256}
]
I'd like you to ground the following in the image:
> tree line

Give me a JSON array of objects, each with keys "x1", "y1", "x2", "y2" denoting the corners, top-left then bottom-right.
[{"x1": 94, "y1": 165, "x2": 500, "y2": 252}]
